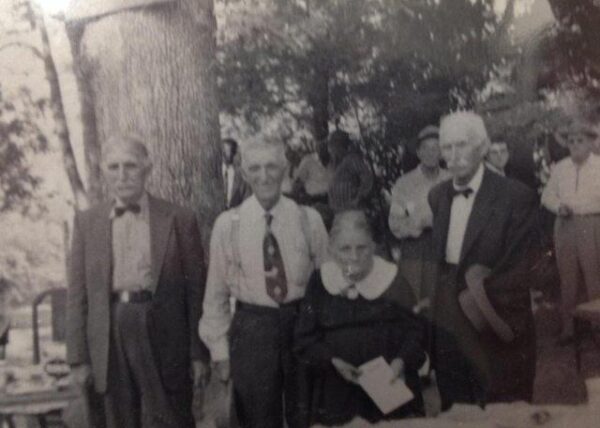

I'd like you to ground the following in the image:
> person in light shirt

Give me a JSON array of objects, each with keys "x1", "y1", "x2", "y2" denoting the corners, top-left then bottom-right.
[
  {"x1": 428, "y1": 111, "x2": 538, "y2": 408},
  {"x1": 199, "y1": 138, "x2": 328, "y2": 428},
  {"x1": 388, "y1": 125, "x2": 450, "y2": 309},
  {"x1": 541, "y1": 121, "x2": 600, "y2": 345}
]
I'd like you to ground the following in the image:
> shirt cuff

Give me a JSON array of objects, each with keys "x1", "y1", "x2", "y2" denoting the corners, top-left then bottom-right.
[{"x1": 209, "y1": 340, "x2": 229, "y2": 362}]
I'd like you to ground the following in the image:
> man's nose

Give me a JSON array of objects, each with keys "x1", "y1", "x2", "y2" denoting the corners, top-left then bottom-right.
[
  {"x1": 257, "y1": 167, "x2": 269, "y2": 182},
  {"x1": 448, "y1": 147, "x2": 460, "y2": 163},
  {"x1": 117, "y1": 166, "x2": 127, "y2": 180}
]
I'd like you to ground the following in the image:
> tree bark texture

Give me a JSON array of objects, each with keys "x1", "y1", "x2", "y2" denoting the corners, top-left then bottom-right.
[
  {"x1": 34, "y1": 8, "x2": 89, "y2": 210},
  {"x1": 75, "y1": 0, "x2": 223, "y2": 243}
]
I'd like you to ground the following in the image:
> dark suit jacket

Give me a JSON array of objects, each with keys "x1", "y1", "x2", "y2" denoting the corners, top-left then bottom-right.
[
  {"x1": 227, "y1": 167, "x2": 251, "y2": 209},
  {"x1": 428, "y1": 167, "x2": 538, "y2": 403},
  {"x1": 66, "y1": 195, "x2": 209, "y2": 394}
]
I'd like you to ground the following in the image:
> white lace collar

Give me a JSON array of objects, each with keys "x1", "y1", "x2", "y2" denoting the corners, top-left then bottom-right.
[{"x1": 320, "y1": 256, "x2": 397, "y2": 300}]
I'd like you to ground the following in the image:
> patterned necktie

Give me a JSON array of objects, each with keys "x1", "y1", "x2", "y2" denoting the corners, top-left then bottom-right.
[{"x1": 263, "y1": 212, "x2": 288, "y2": 303}]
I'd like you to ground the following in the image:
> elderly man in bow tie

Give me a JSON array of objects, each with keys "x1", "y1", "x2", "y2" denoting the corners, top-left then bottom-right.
[
  {"x1": 428, "y1": 112, "x2": 538, "y2": 409},
  {"x1": 66, "y1": 135, "x2": 210, "y2": 427}
]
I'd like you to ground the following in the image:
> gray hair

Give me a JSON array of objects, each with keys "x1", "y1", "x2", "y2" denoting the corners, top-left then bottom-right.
[
  {"x1": 240, "y1": 138, "x2": 287, "y2": 168},
  {"x1": 330, "y1": 209, "x2": 374, "y2": 243},
  {"x1": 439, "y1": 111, "x2": 490, "y2": 149},
  {"x1": 102, "y1": 134, "x2": 151, "y2": 166}
]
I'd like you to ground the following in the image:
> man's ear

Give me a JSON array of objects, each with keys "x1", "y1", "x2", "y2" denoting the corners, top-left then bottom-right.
[{"x1": 144, "y1": 161, "x2": 153, "y2": 177}]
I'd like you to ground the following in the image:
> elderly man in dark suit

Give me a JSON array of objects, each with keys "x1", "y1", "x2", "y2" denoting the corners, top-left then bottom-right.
[
  {"x1": 66, "y1": 135, "x2": 209, "y2": 427},
  {"x1": 428, "y1": 112, "x2": 538, "y2": 409}
]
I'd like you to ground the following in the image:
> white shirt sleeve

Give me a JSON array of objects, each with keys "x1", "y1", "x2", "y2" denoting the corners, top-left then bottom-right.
[
  {"x1": 199, "y1": 214, "x2": 232, "y2": 362},
  {"x1": 541, "y1": 163, "x2": 561, "y2": 214}
]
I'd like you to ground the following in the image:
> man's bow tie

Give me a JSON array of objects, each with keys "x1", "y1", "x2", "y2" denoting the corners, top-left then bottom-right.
[
  {"x1": 114, "y1": 203, "x2": 141, "y2": 217},
  {"x1": 451, "y1": 187, "x2": 474, "y2": 199}
]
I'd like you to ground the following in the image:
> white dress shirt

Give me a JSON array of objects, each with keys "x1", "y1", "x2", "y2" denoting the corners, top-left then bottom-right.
[
  {"x1": 541, "y1": 154, "x2": 600, "y2": 215},
  {"x1": 111, "y1": 193, "x2": 153, "y2": 291},
  {"x1": 445, "y1": 164, "x2": 484, "y2": 264},
  {"x1": 389, "y1": 165, "x2": 451, "y2": 238},
  {"x1": 294, "y1": 153, "x2": 334, "y2": 196},
  {"x1": 199, "y1": 195, "x2": 329, "y2": 361}
]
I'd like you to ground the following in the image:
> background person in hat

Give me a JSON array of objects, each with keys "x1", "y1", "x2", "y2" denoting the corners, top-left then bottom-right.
[
  {"x1": 428, "y1": 111, "x2": 538, "y2": 408},
  {"x1": 541, "y1": 120, "x2": 600, "y2": 345},
  {"x1": 388, "y1": 125, "x2": 450, "y2": 311},
  {"x1": 66, "y1": 135, "x2": 210, "y2": 427}
]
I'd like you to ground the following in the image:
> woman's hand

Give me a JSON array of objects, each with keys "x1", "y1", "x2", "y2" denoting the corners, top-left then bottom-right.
[
  {"x1": 331, "y1": 357, "x2": 361, "y2": 384},
  {"x1": 390, "y1": 357, "x2": 405, "y2": 383}
]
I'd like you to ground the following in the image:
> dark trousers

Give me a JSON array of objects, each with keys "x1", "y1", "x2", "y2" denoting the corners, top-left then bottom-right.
[
  {"x1": 102, "y1": 301, "x2": 194, "y2": 428},
  {"x1": 230, "y1": 302, "x2": 306, "y2": 428}
]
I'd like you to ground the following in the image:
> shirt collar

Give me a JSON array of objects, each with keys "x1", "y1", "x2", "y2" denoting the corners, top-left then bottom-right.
[
  {"x1": 110, "y1": 192, "x2": 149, "y2": 219},
  {"x1": 245, "y1": 194, "x2": 286, "y2": 225},
  {"x1": 320, "y1": 256, "x2": 398, "y2": 300},
  {"x1": 453, "y1": 163, "x2": 484, "y2": 194}
]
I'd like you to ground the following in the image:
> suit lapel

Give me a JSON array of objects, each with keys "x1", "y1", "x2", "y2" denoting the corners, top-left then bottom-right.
[
  {"x1": 433, "y1": 182, "x2": 454, "y2": 261},
  {"x1": 459, "y1": 169, "x2": 498, "y2": 264},
  {"x1": 90, "y1": 203, "x2": 113, "y2": 294},
  {"x1": 149, "y1": 195, "x2": 174, "y2": 290}
]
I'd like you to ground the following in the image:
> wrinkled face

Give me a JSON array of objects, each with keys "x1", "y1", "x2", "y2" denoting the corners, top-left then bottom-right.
[
  {"x1": 487, "y1": 143, "x2": 509, "y2": 171},
  {"x1": 567, "y1": 133, "x2": 593, "y2": 164},
  {"x1": 417, "y1": 138, "x2": 441, "y2": 168},
  {"x1": 103, "y1": 145, "x2": 150, "y2": 204},
  {"x1": 242, "y1": 146, "x2": 286, "y2": 208},
  {"x1": 330, "y1": 227, "x2": 375, "y2": 283},
  {"x1": 439, "y1": 128, "x2": 486, "y2": 185}
]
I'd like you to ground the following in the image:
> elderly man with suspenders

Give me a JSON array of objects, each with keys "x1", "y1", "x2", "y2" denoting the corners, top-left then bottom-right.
[{"x1": 200, "y1": 139, "x2": 329, "y2": 428}]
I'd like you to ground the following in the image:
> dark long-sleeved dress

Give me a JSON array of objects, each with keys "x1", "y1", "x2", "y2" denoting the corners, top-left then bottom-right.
[{"x1": 294, "y1": 257, "x2": 426, "y2": 426}]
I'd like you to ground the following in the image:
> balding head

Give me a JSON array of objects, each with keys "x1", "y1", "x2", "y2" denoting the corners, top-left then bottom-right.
[
  {"x1": 439, "y1": 111, "x2": 489, "y2": 148},
  {"x1": 102, "y1": 134, "x2": 151, "y2": 168},
  {"x1": 439, "y1": 111, "x2": 489, "y2": 185}
]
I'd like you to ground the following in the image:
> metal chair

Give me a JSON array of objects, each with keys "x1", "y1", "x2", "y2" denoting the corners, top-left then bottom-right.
[
  {"x1": 32, "y1": 288, "x2": 67, "y2": 365},
  {"x1": 31, "y1": 288, "x2": 68, "y2": 427},
  {"x1": 573, "y1": 298, "x2": 600, "y2": 372}
]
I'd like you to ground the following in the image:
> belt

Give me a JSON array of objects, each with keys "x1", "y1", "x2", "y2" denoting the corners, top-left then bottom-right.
[
  {"x1": 111, "y1": 290, "x2": 153, "y2": 303},
  {"x1": 236, "y1": 300, "x2": 301, "y2": 315}
]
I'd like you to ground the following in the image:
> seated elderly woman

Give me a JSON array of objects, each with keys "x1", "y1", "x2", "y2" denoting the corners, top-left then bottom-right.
[{"x1": 294, "y1": 209, "x2": 426, "y2": 426}]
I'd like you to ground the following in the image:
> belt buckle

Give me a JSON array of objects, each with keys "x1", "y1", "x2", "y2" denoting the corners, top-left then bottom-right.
[{"x1": 122, "y1": 291, "x2": 130, "y2": 303}]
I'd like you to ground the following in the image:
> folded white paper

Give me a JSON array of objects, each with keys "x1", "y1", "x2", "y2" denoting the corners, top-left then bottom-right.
[{"x1": 358, "y1": 356, "x2": 414, "y2": 414}]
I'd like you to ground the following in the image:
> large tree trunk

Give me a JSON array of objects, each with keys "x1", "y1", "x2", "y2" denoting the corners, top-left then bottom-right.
[{"x1": 72, "y1": 0, "x2": 222, "y2": 242}]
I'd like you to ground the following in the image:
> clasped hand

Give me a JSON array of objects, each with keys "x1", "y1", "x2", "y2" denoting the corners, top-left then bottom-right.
[{"x1": 331, "y1": 357, "x2": 405, "y2": 385}]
